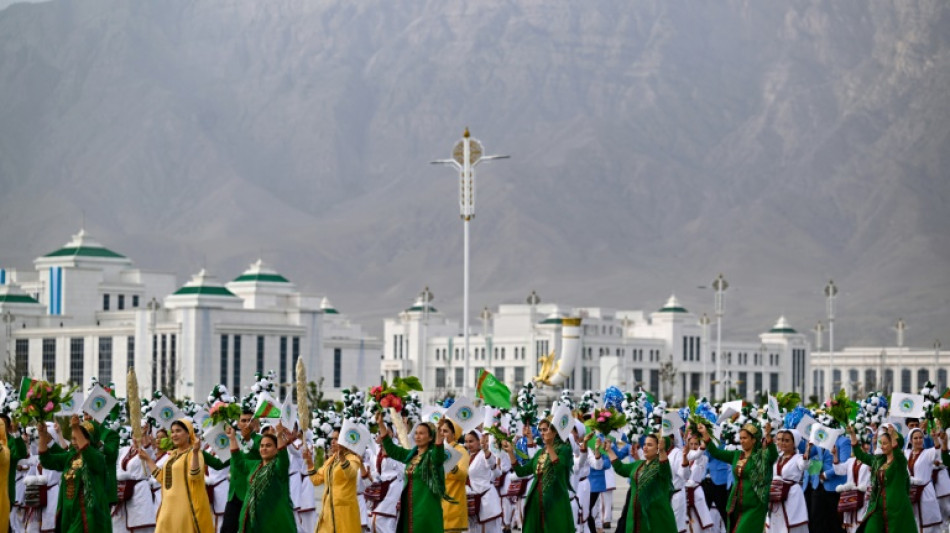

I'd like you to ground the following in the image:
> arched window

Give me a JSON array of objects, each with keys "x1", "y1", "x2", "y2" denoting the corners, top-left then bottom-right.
[
  {"x1": 917, "y1": 368, "x2": 930, "y2": 389},
  {"x1": 884, "y1": 369, "x2": 895, "y2": 394},
  {"x1": 848, "y1": 369, "x2": 859, "y2": 387},
  {"x1": 938, "y1": 369, "x2": 948, "y2": 391},
  {"x1": 901, "y1": 369, "x2": 912, "y2": 392},
  {"x1": 865, "y1": 369, "x2": 876, "y2": 391}
]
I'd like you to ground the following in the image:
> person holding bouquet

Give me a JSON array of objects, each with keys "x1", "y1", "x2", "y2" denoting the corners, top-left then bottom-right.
[
  {"x1": 847, "y1": 424, "x2": 916, "y2": 533},
  {"x1": 136, "y1": 418, "x2": 214, "y2": 533},
  {"x1": 377, "y1": 412, "x2": 450, "y2": 533},
  {"x1": 604, "y1": 433, "x2": 677, "y2": 533},
  {"x1": 698, "y1": 422, "x2": 777, "y2": 533},
  {"x1": 500, "y1": 418, "x2": 573, "y2": 533},
  {"x1": 37, "y1": 415, "x2": 111, "y2": 533}
]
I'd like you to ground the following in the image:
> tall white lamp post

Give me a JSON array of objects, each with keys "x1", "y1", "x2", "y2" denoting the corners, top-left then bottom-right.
[
  {"x1": 431, "y1": 129, "x2": 508, "y2": 396},
  {"x1": 712, "y1": 274, "x2": 728, "y2": 400},
  {"x1": 934, "y1": 340, "x2": 942, "y2": 390},
  {"x1": 824, "y1": 280, "x2": 838, "y2": 394},
  {"x1": 699, "y1": 313, "x2": 710, "y2": 398}
]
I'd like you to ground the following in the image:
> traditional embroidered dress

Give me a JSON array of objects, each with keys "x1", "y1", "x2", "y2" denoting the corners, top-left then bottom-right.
[
  {"x1": 234, "y1": 447, "x2": 295, "y2": 533},
  {"x1": 311, "y1": 450, "x2": 363, "y2": 533},
  {"x1": 0, "y1": 422, "x2": 28, "y2": 533},
  {"x1": 112, "y1": 445, "x2": 157, "y2": 533},
  {"x1": 467, "y1": 450, "x2": 503, "y2": 533},
  {"x1": 768, "y1": 451, "x2": 808, "y2": 533},
  {"x1": 705, "y1": 442, "x2": 778, "y2": 533},
  {"x1": 153, "y1": 420, "x2": 215, "y2": 533},
  {"x1": 367, "y1": 443, "x2": 404, "y2": 533},
  {"x1": 853, "y1": 436, "x2": 917, "y2": 533},
  {"x1": 38, "y1": 428, "x2": 111, "y2": 533},
  {"x1": 513, "y1": 442, "x2": 574, "y2": 533},
  {"x1": 442, "y1": 442, "x2": 469, "y2": 533},
  {"x1": 833, "y1": 456, "x2": 871, "y2": 533},
  {"x1": 904, "y1": 441, "x2": 941, "y2": 533},
  {"x1": 381, "y1": 436, "x2": 448, "y2": 533},
  {"x1": 678, "y1": 449, "x2": 713, "y2": 532},
  {"x1": 612, "y1": 455, "x2": 677, "y2": 533}
]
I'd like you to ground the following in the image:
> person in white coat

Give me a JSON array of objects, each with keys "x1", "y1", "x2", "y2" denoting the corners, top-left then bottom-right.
[
  {"x1": 832, "y1": 431, "x2": 871, "y2": 533},
  {"x1": 768, "y1": 429, "x2": 809, "y2": 533},
  {"x1": 465, "y1": 430, "x2": 503, "y2": 533},
  {"x1": 287, "y1": 438, "x2": 316, "y2": 533},
  {"x1": 679, "y1": 434, "x2": 713, "y2": 533},
  {"x1": 366, "y1": 431, "x2": 404, "y2": 533},
  {"x1": 570, "y1": 423, "x2": 600, "y2": 533},
  {"x1": 933, "y1": 428, "x2": 950, "y2": 525},
  {"x1": 205, "y1": 449, "x2": 230, "y2": 533},
  {"x1": 906, "y1": 427, "x2": 943, "y2": 533},
  {"x1": 666, "y1": 438, "x2": 688, "y2": 533},
  {"x1": 113, "y1": 438, "x2": 159, "y2": 533},
  {"x1": 502, "y1": 424, "x2": 536, "y2": 533}
]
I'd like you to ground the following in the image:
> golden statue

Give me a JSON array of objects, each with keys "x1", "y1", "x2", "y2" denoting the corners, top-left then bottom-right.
[{"x1": 533, "y1": 350, "x2": 560, "y2": 386}]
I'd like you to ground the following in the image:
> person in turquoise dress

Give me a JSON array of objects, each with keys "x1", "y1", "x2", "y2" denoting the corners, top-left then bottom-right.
[
  {"x1": 225, "y1": 423, "x2": 296, "y2": 533},
  {"x1": 848, "y1": 424, "x2": 917, "y2": 533},
  {"x1": 37, "y1": 415, "x2": 112, "y2": 533},
  {"x1": 699, "y1": 421, "x2": 777, "y2": 533},
  {"x1": 377, "y1": 413, "x2": 450, "y2": 533},
  {"x1": 501, "y1": 418, "x2": 574, "y2": 533},
  {"x1": 604, "y1": 433, "x2": 677, "y2": 533}
]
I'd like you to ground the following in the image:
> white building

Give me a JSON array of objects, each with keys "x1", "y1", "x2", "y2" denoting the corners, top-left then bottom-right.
[
  {"x1": 382, "y1": 292, "x2": 811, "y2": 404},
  {"x1": 0, "y1": 229, "x2": 381, "y2": 400},
  {"x1": 811, "y1": 346, "x2": 947, "y2": 399}
]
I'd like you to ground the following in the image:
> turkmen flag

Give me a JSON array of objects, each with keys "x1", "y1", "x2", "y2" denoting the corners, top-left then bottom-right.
[
  {"x1": 254, "y1": 394, "x2": 282, "y2": 419},
  {"x1": 941, "y1": 387, "x2": 950, "y2": 400},
  {"x1": 18, "y1": 377, "x2": 39, "y2": 402},
  {"x1": 476, "y1": 369, "x2": 511, "y2": 409}
]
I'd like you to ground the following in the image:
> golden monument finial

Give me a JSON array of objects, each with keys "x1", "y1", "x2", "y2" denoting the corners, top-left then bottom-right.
[{"x1": 463, "y1": 127, "x2": 470, "y2": 138}]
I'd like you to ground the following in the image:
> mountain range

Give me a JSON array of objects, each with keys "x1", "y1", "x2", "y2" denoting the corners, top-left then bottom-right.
[{"x1": 1, "y1": 0, "x2": 948, "y2": 346}]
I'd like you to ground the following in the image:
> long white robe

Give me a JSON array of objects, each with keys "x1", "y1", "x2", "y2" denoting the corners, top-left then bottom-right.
[
  {"x1": 502, "y1": 444, "x2": 536, "y2": 529},
  {"x1": 906, "y1": 447, "x2": 942, "y2": 532},
  {"x1": 286, "y1": 442, "x2": 316, "y2": 533},
  {"x1": 112, "y1": 446, "x2": 159, "y2": 533},
  {"x1": 931, "y1": 456, "x2": 950, "y2": 523},
  {"x1": 367, "y1": 441, "x2": 404, "y2": 533},
  {"x1": 205, "y1": 452, "x2": 229, "y2": 533},
  {"x1": 678, "y1": 449, "x2": 713, "y2": 532},
  {"x1": 668, "y1": 447, "x2": 688, "y2": 533},
  {"x1": 467, "y1": 450, "x2": 503, "y2": 533},
  {"x1": 833, "y1": 456, "x2": 871, "y2": 533},
  {"x1": 768, "y1": 452, "x2": 808, "y2": 533}
]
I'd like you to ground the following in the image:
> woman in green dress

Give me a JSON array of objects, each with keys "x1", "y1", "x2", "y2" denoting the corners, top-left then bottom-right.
[
  {"x1": 848, "y1": 424, "x2": 917, "y2": 533},
  {"x1": 500, "y1": 419, "x2": 574, "y2": 533},
  {"x1": 37, "y1": 415, "x2": 111, "y2": 533},
  {"x1": 377, "y1": 413, "x2": 450, "y2": 533},
  {"x1": 698, "y1": 421, "x2": 777, "y2": 533},
  {"x1": 224, "y1": 423, "x2": 296, "y2": 533},
  {"x1": 604, "y1": 433, "x2": 677, "y2": 533}
]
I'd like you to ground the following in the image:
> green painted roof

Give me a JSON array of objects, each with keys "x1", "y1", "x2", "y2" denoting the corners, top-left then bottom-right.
[
  {"x1": 659, "y1": 305, "x2": 688, "y2": 313},
  {"x1": 323, "y1": 308, "x2": 339, "y2": 314},
  {"x1": 233, "y1": 273, "x2": 290, "y2": 283},
  {"x1": 769, "y1": 326, "x2": 798, "y2": 334},
  {"x1": 0, "y1": 294, "x2": 40, "y2": 304},
  {"x1": 44, "y1": 246, "x2": 125, "y2": 258},
  {"x1": 540, "y1": 317, "x2": 563, "y2": 324},
  {"x1": 173, "y1": 285, "x2": 237, "y2": 297},
  {"x1": 406, "y1": 305, "x2": 437, "y2": 313}
]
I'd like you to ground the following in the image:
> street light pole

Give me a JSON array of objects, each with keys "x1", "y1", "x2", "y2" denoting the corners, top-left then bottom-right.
[
  {"x1": 824, "y1": 280, "x2": 837, "y2": 394},
  {"x1": 431, "y1": 129, "x2": 508, "y2": 397},
  {"x1": 699, "y1": 313, "x2": 710, "y2": 398},
  {"x1": 2, "y1": 311, "x2": 15, "y2": 377},
  {"x1": 712, "y1": 274, "x2": 728, "y2": 400},
  {"x1": 935, "y1": 340, "x2": 942, "y2": 390}
]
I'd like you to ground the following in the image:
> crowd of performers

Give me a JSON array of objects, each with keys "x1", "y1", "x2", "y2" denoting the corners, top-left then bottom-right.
[{"x1": 1, "y1": 375, "x2": 950, "y2": 533}]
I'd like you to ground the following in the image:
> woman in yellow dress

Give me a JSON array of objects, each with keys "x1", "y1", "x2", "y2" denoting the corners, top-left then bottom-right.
[
  {"x1": 137, "y1": 418, "x2": 215, "y2": 533},
  {"x1": 438, "y1": 418, "x2": 469, "y2": 533},
  {"x1": 304, "y1": 428, "x2": 364, "y2": 533},
  {"x1": 0, "y1": 417, "x2": 28, "y2": 533}
]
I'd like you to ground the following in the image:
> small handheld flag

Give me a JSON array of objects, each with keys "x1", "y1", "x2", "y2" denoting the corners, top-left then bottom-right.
[
  {"x1": 254, "y1": 393, "x2": 282, "y2": 419},
  {"x1": 82, "y1": 384, "x2": 118, "y2": 423},
  {"x1": 476, "y1": 369, "x2": 511, "y2": 409}
]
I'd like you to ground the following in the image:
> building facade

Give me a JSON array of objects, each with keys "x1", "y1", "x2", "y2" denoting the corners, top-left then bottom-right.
[
  {"x1": 0, "y1": 230, "x2": 381, "y2": 400},
  {"x1": 811, "y1": 346, "x2": 947, "y2": 400},
  {"x1": 382, "y1": 293, "x2": 812, "y2": 404}
]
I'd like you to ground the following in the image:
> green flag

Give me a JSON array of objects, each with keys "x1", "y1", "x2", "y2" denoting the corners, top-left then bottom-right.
[{"x1": 476, "y1": 369, "x2": 511, "y2": 409}]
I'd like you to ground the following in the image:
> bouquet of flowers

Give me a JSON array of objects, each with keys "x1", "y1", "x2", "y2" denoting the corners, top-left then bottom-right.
[
  {"x1": 13, "y1": 379, "x2": 78, "y2": 426},
  {"x1": 484, "y1": 423, "x2": 529, "y2": 460},
  {"x1": 368, "y1": 376, "x2": 423, "y2": 415},
  {"x1": 933, "y1": 403, "x2": 950, "y2": 432},
  {"x1": 775, "y1": 392, "x2": 802, "y2": 413},
  {"x1": 603, "y1": 386, "x2": 624, "y2": 409},
  {"x1": 514, "y1": 382, "x2": 539, "y2": 427},
  {"x1": 920, "y1": 381, "x2": 938, "y2": 421},
  {"x1": 824, "y1": 389, "x2": 856, "y2": 428},
  {"x1": 853, "y1": 392, "x2": 888, "y2": 433},
  {"x1": 584, "y1": 407, "x2": 627, "y2": 436},
  {"x1": 207, "y1": 400, "x2": 242, "y2": 428},
  {"x1": 685, "y1": 396, "x2": 718, "y2": 440}
]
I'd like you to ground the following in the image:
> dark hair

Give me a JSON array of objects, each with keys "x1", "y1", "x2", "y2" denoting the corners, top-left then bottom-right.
[
  {"x1": 260, "y1": 433, "x2": 279, "y2": 447},
  {"x1": 170, "y1": 420, "x2": 189, "y2": 433},
  {"x1": 0, "y1": 414, "x2": 10, "y2": 429},
  {"x1": 439, "y1": 418, "x2": 456, "y2": 433},
  {"x1": 644, "y1": 434, "x2": 660, "y2": 446},
  {"x1": 467, "y1": 431, "x2": 481, "y2": 442}
]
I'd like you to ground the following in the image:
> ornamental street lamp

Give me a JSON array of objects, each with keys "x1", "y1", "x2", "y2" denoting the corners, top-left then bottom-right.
[
  {"x1": 712, "y1": 274, "x2": 728, "y2": 400},
  {"x1": 699, "y1": 313, "x2": 711, "y2": 398},
  {"x1": 2, "y1": 310, "x2": 15, "y2": 376},
  {"x1": 934, "y1": 340, "x2": 942, "y2": 390},
  {"x1": 431, "y1": 129, "x2": 509, "y2": 397},
  {"x1": 824, "y1": 280, "x2": 838, "y2": 393}
]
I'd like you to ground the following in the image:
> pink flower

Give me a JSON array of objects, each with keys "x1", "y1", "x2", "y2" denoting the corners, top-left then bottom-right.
[{"x1": 44, "y1": 401, "x2": 55, "y2": 413}]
